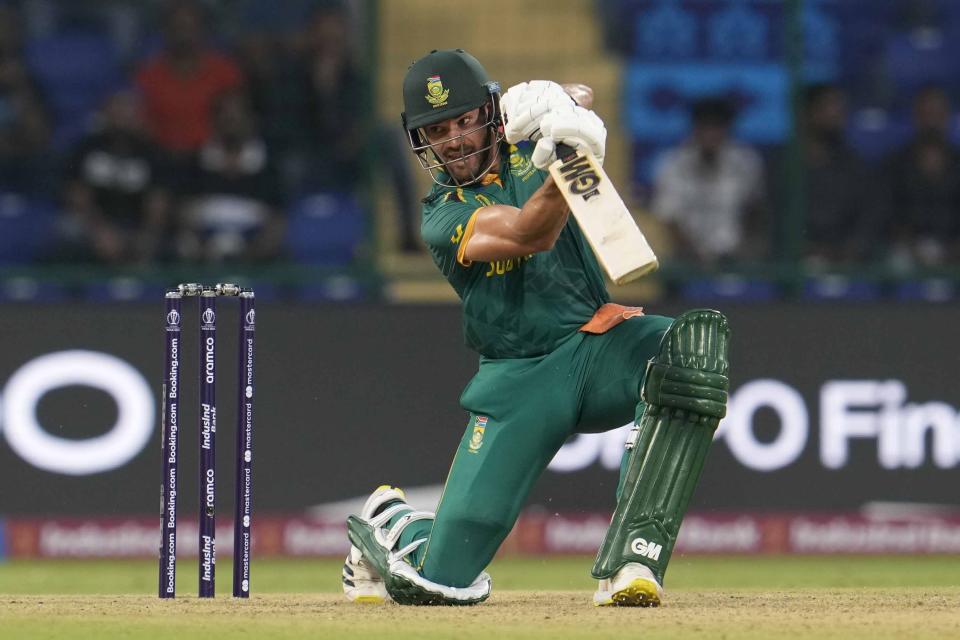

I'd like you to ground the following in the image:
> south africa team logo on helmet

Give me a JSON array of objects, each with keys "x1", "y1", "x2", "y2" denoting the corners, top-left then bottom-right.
[{"x1": 425, "y1": 75, "x2": 449, "y2": 107}]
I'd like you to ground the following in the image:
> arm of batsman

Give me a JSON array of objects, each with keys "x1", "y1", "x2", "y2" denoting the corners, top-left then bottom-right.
[
  {"x1": 531, "y1": 104, "x2": 607, "y2": 169},
  {"x1": 500, "y1": 80, "x2": 575, "y2": 144}
]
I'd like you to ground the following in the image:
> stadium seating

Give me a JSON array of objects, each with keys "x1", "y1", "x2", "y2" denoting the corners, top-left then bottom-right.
[
  {"x1": 82, "y1": 278, "x2": 166, "y2": 303},
  {"x1": 0, "y1": 193, "x2": 58, "y2": 265},
  {"x1": 25, "y1": 30, "x2": 122, "y2": 150},
  {"x1": 802, "y1": 276, "x2": 882, "y2": 301},
  {"x1": 0, "y1": 277, "x2": 68, "y2": 302},
  {"x1": 285, "y1": 193, "x2": 365, "y2": 266},
  {"x1": 894, "y1": 279, "x2": 956, "y2": 302},
  {"x1": 297, "y1": 276, "x2": 366, "y2": 302},
  {"x1": 680, "y1": 276, "x2": 780, "y2": 302}
]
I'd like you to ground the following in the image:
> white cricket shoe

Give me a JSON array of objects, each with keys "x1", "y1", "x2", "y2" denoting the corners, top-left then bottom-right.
[
  {"x1": 593, "y1": 562, "x2": 664, "y2": 607},
  {"x1": 342, "y1": 545, "x2": 389, "y2": 603},
  {"x1": 342, "y1": 485, "x2": 409, "y2": 604}
]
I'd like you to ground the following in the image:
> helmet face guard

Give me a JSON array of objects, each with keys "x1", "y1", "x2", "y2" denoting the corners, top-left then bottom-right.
[{"x1": 403, "y1": 86, "x2": 504, "y2": 187}]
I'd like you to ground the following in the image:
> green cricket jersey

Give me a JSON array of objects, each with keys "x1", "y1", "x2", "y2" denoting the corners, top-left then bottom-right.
[{"x1": 421, "y1": 141, "x2": 610, "y2": 358}]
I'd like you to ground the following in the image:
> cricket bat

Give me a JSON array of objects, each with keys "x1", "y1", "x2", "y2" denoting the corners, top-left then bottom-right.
[{"x1": 548, "y1": 143, "x2": 658, "y2": 284}]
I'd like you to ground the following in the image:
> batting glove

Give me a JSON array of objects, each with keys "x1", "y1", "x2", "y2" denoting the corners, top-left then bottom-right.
[
  {"x1": 500, "y1": 80, "x2": 575, "y2": 144},
  {"x1": 531, "y1": 104, "x2": 607, "y2": 169}
]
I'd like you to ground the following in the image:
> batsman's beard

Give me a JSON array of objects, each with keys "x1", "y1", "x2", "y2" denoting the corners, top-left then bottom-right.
[
  {"x1": 440, "y1": 140, "x2": 498, "y2": 185},
  {"x1": 445, "y1": 153, "x2": 480, "y2": 181}
]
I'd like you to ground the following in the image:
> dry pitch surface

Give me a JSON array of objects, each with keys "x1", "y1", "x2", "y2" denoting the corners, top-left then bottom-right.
[
  {"x1": 4, "y1": 590, "x2": 960, "y2": 640},
  {"x1": 1, "y1": 557, "x2": 958, "y2": 639}
]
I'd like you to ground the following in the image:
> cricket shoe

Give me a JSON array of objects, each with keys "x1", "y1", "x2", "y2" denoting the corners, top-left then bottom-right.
[
  {"x1": 593, "y1": 562, "x2": 664, "y2": 607},
  {"x1": 342, "y1": 545, "x2": 389, "y2": 603},
  {"x1": 342, "y1": 485, "x2": 409, "y2": 604}
]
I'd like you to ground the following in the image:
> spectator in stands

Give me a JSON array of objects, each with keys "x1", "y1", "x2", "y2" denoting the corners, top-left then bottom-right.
[
  {"x1": 176, "y1": 90, "x2": 285, "y2": 263},
  {"x1": 234, "y1": 29, "x2": 292, "y2": 155},
  {"x1": 651, "y1": 97, "x2": 766, "y2": 266},
  {"x1": 297, "y1": 2, "x2": 418, "y2": 252},
  {"x1": 0, "y1": 4, "x2": 55, "y2": 197},
  {"x1": 882, "y1": 85, "x2": 960, "y2": 269},
  {"x1": 135, "y1": 0, "x2": 243, "y2": 157},
  {"x1": 62, "y1": 90, "x2": 170, "y2": 265},
  {"x1": 239, "y1": 1, "x2": 419, "y2": 252},
  {"x1": 288, "y1": 2, "x2": 365, "y2": 190},
  {"x1": 797, "y1": 83, "x2": 876, "y2": 267},
  {"x1": 236, "y1": 2, "x2": 363, "y2": 187}
]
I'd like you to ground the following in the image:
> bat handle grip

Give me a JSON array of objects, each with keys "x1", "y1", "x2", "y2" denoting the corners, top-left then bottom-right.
[{"x1": 554, "y1": 142, "x2": 577, "y2": 162}]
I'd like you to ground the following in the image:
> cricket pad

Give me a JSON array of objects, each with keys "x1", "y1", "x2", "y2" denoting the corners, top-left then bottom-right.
[{"x1": 592, "y1": 309, "x2": 730, "y2": 585}]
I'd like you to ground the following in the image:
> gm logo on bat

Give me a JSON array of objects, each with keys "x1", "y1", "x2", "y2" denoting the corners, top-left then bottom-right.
[{"x1": 558, "y1": 154, "x2": 602, "y2": 201}]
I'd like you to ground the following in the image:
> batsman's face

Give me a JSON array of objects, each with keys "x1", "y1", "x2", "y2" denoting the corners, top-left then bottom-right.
[{"x1": 423, "y1": 108, "x2": 491, "y2": 181}]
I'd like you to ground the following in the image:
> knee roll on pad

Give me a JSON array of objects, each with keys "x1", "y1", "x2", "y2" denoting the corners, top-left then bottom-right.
[
  {"x1": 641, "y1": 361, "x2": 728, "y2": 420},
  {"x1": 640, "y1": 308, "x2": 729, "y2": 421},
  {"x1": 593, "y1": 309, "x2": 730, "y2": 585}
]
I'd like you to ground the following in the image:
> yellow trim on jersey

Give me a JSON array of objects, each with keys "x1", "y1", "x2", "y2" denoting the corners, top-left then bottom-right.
[
  {"x1": 481, "y1": 172, "x2": 503, "y2": 188},
  {"x1": 456, "y1": 207, "x2": 483, "y2": 267},
  {"x1": 444, "y1": 187, "x2": 466, "y2": 204}
]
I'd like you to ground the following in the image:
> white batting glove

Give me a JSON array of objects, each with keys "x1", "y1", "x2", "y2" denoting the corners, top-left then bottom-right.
[
  {"x1": 531, "y1": 104, "x2": 607, "y2": 169},
  {"x1": 500, "y1": 80, "x2": 575, "y2": 144}
]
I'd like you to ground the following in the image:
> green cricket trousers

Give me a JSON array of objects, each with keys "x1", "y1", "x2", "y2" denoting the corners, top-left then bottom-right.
[{"x1": 396, "y1": 313, "x2": 673, "y2": 587}]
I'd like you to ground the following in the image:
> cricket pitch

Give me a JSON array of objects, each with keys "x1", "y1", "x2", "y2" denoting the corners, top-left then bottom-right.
[{"x1": 1, "y1": 557, "x2": 958, "y2": 639}]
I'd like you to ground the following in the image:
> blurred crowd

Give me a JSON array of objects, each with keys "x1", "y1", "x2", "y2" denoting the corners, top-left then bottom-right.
[
  {"x1": 612, "y1": 0, "x2": 960, "y2": 274},
  {"x1": 647, "y1": 83, "x2": 960, "y2": 273},
  {"x1": 3, "y1": 0, "x2": 960, "y2": 275},
  {"x1": 0, "y1": 0, "x2": 418, "y2": 267}
]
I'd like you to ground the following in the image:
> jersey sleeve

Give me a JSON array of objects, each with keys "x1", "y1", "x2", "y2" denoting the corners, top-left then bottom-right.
[{"x1": 421, "y1": 189, "x2": 485, "y2": 277}]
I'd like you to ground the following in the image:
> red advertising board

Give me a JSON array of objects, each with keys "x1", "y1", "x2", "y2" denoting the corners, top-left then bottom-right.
[{"x1": 7, "y1": 511, "x2": 960, "y2": 559}]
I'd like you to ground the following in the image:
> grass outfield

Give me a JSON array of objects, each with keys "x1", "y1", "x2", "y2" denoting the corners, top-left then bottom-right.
[{"x1": 1, "y1": 556, "x2": 959, "y2": 639}]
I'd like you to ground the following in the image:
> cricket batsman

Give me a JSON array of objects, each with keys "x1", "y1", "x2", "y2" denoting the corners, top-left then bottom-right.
[{"x1": 343, "y1": 49, "x2": 730, "y2": 607}]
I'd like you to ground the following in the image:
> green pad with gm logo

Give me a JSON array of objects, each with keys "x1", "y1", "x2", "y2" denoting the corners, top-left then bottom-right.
[{"x1": 592, "y1": 309, "x2": 730, "y2": 585}]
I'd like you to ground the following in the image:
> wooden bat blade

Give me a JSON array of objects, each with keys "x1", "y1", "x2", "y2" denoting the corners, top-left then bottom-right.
[{"x1": 548, "y1": 150, "x2": 658, "y2": 284}]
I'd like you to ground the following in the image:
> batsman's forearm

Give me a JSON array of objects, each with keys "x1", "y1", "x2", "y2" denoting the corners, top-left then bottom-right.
[
  {"x1": 464, "y1": 177, "x2": 570, "y2": 260},
  {"x1": 514, "y1": 176, "x2": 570, "y2": 248}
]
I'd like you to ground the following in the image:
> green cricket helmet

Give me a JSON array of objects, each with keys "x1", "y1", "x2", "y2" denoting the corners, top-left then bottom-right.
[{"x1": 401, "y1": 48, "x2": 504, "y2": 186}]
